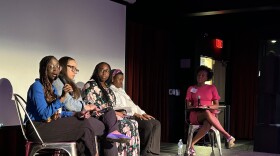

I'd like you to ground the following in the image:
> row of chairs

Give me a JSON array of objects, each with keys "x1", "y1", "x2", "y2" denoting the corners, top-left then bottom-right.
[{"x1": 14, "y1": 92, "x2": 224, "y2": 156}]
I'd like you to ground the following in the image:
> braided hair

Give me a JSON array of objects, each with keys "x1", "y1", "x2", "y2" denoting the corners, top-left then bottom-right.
[{"x1": 39, "y1": 55, "x2": 57, "y2": 103}]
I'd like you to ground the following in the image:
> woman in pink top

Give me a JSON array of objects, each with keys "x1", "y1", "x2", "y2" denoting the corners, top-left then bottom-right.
[{"x1": 185, "y1": 65, "x2": 235, "y2": 155}]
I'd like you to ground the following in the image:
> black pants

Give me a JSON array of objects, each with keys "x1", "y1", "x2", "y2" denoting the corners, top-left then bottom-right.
[
  {"x1": 97, "y1": 109, "x2": 119, "y2": 156},
  {"x1": 135, "y1": 118, "x2": 161, "y2": 156},
  {"x1": 26, "y1": 116, "x2": 116, "y2": 156}
]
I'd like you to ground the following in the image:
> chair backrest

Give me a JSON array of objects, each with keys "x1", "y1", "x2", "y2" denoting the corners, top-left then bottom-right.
[{"x1": 13, "y1": 93, "x2": 44, "y2": 144}]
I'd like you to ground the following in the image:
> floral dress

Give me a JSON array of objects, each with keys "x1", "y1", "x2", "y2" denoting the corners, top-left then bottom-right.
[{"x1": 82, "y1": 79, "x2": 140, "y2": 156}]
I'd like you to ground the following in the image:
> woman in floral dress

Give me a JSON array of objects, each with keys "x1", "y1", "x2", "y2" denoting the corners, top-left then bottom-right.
[{"x1": 82, "y1": 62, "x2": 140, "y2": 156}]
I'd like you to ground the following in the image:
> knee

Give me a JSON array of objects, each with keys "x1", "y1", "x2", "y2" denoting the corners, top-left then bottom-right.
[
  {"x1": 203, "y1": 121, "x2": 212, "y2": 129},
  {"x1": 141, "y1": 121, "x2": 153, "y2": 130},
  {"x1": 154, "y1": 119, "x2": 161, "y2": 129}
]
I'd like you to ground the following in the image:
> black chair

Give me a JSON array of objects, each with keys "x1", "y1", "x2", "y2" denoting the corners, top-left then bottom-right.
[{"x1": 13, "y1": 93, "x2": 77, "y2": 156}]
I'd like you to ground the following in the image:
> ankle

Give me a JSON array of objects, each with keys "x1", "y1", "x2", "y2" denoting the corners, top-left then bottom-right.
[
  {"x1": 110, "y1": 130, "x2": 119, "y2": 134},
  {"x1": 227, "y1": 136, "x2": 234, "y2": 142}
]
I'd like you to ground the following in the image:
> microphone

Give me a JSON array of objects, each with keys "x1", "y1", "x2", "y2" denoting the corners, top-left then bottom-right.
[
  {"x1": 58, "y1": 75, "x2": 73, "y2": 96},
  {"x1": 197, "y1": 95, "x2": 201, "y2": 106}
]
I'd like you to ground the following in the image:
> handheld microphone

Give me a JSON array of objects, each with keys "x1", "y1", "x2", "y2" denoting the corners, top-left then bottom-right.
[
  {"x1": 58, "y1": 75, "x2": 73, "y2": 96},
  {"x1": 197, "y1": 95, "x2": 201, "y2": 106}
]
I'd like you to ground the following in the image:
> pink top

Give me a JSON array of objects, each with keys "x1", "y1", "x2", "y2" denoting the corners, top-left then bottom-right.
[
  {"x1": 185, "y1": 84, "x2": 220, "y2": 106},
  {"x1": 185, "y1": 84, "x2": 220, "y2": 124}
]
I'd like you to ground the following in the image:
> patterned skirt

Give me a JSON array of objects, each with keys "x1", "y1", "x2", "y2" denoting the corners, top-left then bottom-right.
[{"x1": 117, "y1": 117, "x2": 140, "y2": 156}]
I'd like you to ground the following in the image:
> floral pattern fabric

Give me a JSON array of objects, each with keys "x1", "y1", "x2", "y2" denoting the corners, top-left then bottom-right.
[
  {"x1": 82, "y1": 79, "x2": 140, "y2": 156},
  {"x1": 116, "y1": 116, "x2": 140, "y2": 156}
]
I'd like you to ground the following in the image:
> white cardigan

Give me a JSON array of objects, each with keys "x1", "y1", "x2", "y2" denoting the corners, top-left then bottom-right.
[{"x1": 110, "y1": 85, "x2": 146, "y2": 116}]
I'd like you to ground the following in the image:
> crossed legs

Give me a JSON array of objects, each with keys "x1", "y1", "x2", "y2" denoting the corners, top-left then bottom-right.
[{"x1": 191, "y1": 110, "x2": 233, "y2": 149}]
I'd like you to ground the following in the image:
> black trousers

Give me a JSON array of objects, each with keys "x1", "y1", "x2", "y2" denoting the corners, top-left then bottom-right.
[
  {"x1": 135, "y1": 118, "x2": 161, "y2": 156},
  {"x1": 97, "y1": 109, "x2": 119, "y2": 156},
  {"x1": 27, "y1": 116, "x2": 117, "y2": 156}
]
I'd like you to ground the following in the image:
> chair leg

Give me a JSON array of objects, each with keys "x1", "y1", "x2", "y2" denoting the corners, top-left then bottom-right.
[
  {"x1": 212, "y1": 128, "x2": 222, "y2": 156},
  {"x1": 25, "y1": 142, "x2": 31, "y2": 156},
  {"x1": 95, "y1": 136, "x2": 99, "y2": 156},
  {"x1": 185, "y1": 125, "x2": 200, "y2": 155},
  {"x1": 209, "y1": 131, "x2": 215, "y2": 153}
]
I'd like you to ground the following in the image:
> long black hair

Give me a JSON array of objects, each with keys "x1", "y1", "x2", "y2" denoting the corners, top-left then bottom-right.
[{"x1": 90, "y1": 62, "x2": 111, "y2": 103}]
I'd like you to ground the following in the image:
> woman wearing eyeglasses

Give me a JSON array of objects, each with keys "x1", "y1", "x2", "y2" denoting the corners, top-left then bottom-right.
[
  {"x1": 26, "y1": 55, "x2": 102, "y2": 156},
  {"x1": 82, "y1": 62, "x2": 139, "y2": 156},
  {"x1": 53, "y1": 57, "x2": 130, "y2": 156}
]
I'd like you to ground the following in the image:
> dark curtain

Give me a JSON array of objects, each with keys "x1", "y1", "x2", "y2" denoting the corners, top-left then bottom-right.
[
  {"x1": 229, "y1": 32, "x2": 259, "y2": 139},
  {"x1": 125, "y1": 21, "x2": 169, "y2": 142}
]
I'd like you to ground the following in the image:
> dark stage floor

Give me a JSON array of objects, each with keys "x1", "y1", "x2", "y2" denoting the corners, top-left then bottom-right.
[{"x1": 160, "y1": 140, "x2": 280, "y2": 156}]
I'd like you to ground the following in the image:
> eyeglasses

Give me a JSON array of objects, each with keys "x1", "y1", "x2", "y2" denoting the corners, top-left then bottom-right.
[
  {"x1": 98, "y1": 69, "x2": 110, "y2": 74},
  {"x1": 67, "y1": 65, "x2": 79, "y2": 73},
  {"x1": 48, "y1": 64, "x2": 61, "y2": 71}
]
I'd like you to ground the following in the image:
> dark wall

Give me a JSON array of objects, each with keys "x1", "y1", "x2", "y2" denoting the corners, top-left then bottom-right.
[
  {"x1": 126, "y1": 0, "x2": 280, "y2": 142},
  {"x1": 0, "y1": 126, "x2": 25, "y2": 155}
]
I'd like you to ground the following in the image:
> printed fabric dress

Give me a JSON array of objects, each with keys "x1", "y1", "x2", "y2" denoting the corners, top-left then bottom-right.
[{"x1": 82, "y1": 79, "x2": 140, "y2": 156}]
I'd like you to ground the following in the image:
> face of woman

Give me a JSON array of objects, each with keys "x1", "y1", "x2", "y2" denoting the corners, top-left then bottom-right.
[
  {"x1": 112, "y1": 74, "x2": 124, "y2": 88},
  {"x1": 47, "y1": 58, "x2": 60, "y2": 82},
  {"x1": 98, "y1": 63, "x2": 110, "y2": 82},
  {"x1": 66, "y1": 59, "x2": 78, "y2": 80},
  {"x1": 196, "y1": 70, "x2": 208, "y2": 84}
]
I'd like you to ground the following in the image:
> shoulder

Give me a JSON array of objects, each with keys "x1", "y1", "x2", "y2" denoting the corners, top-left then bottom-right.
[
  {"x1": 84, "y1": 79, "x2": 97, "y2": 88},
  {"x1": 187, "y1": 85, "x2": 197, "y2": 92},
  {"x1": 208, "y1": 84, "x2": 217, "y2": 89},
  {"x1": 187, "y1": 85, "x2": 196, "y2": 90},
  {"x1": 31, "y1": 79, "x2": 43, "y2": 89},
  {"x1": 83, "y1": 80, "x2": 100, "y2": 93},
  {"x1": 110, "y1": 85, "x2": 118, "y2": 92},
  {"x1": 206, "y1": 85, "x2": 218, "y2": 92},
  {"x1": 53, "y1": 78, "x2": 63, "y2": 88},
  {"x1": 28, "y1": 79, "x2": 44, "y2": 94}
]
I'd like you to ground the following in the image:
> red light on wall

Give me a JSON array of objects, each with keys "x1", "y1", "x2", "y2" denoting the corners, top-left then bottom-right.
[{"x1": 214, "y1": 39, "x2": 223, "y2": 49}]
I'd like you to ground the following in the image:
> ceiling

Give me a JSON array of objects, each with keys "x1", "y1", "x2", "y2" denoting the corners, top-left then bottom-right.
[{"x1": 125, "y1": 0, "x2": 280, "y2": 18}]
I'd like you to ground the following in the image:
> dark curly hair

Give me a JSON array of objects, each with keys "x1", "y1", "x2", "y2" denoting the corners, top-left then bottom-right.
[{"x1": 196, "y1": 65, "x2": 213, "y2": 81}]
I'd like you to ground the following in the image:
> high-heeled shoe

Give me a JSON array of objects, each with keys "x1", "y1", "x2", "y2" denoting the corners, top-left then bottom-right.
[
  {"x1": 106, "y1": 133, "x2": 131, "y2": 143},
  {"x1": 227, "y1": 136, "x2": 235, "y2": 148},
  {"x1": 187, "y1": 147, "x2": 196, "y2": 156}
]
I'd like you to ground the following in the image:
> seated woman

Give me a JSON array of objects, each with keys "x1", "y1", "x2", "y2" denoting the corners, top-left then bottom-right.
[
  {"x1": 185, "y1": 65, "x2": 235, "y2": 155},
  {"x1": 109, "y1": 69, "x2": 161, "y2": 156},
  {"x1": 25, "y1": 55, "x2": 103, "y2": 156},
  {"x1": 82, "y1": 62, "x2": 140, "y2": 156},
  {"x1": 53, "y1": 56, "x2": 130, "y2": 156}
]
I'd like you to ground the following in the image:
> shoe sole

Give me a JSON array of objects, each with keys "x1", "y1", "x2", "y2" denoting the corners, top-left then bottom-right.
[
  {"x1": 106, "y1": 137, "x2": 130, "y2": 144},
  {"x1": 228, "y1": 138, "x2": 235, "y2": 148}
]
